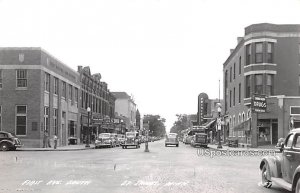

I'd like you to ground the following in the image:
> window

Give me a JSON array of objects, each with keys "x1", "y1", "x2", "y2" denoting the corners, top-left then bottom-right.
[
  {"x1": 242, "y1": 113, "x2": 245, "y2": 122},
  {"x1": 54, "y1": 77, "x2": 58, "y2": 95},
  {"x1": 246, "y1": 44, "x2": 251, "y2": 65},
  {"x1": 247, "y1": 109, "x2": 251, "y2": 120},
  {"x1": 239, "y1": 56, "x2": 242, "y2": 75},
  {"x1": 229, "y1": 90, "x2": 232, "y2": 107},
  {"x1": 44, "y1": 107, "x2": 49, "y2": 132},
  {"x1": 291, "y1": 107, "x2": 300, "y2": 115},
  {"x1": 53, "y1": 109, "x2": 58, "y2": 135},
  {"x1": 16, "y1": 69, "x2": 27, "y2": 88},
  {"x1": 233, "y1": 63, "x2": 236, "y2": 79},
  {"x1": 0, "y1": 70, "x2": 2, "y2": 89},
  {"x1": 238, "y1": 83, "x2": 241, "y2": 103},
  {"x1": 267, "y1": 42, "x2": 274, "y2": 63},
  {"x1": 233, "y1": 87, "x2": 235, "y2": 106},
  {"x1": 230, "y1": 67, "x2": 232, "y2": 82},
  {"x1": 285, "y1": 134, "x2": 294, "y2": 148},
  {"x1": 295, "y1": 135, "x2": 300, "y2": 148},
  {"x1": 299, "y1": 44, "x2": 300, "y2": 64},
  {"x1": 266, "y1": 74, "x2": 274, "y2": 96},
  {"x1": 69, "y1": 84, "x2": 73, "y2": 101},
  {"x1": 0, "y1": 106, "x2": 2, "y2": 131},
  {"x1": 62, "y1": 81, "x2": 66, "y2": 98},
  {"x1": 75, "y1": 88, "x2": 78, "y2": 104},
  {"x1": 16, "y1": 105, "x2": 27, "y2": 135},
  {"x1": 44, "y1": 73, "x2": 50, "y2": 92},
  {"x1": 255, "y1": 74, "x2": 263, "y2": 94},
  {"x1": 255, "y1": 43, "x2": 263, "y2": 63},
  {"x1": 245, "y1": 75, "x2": 251, "y2": 98}
]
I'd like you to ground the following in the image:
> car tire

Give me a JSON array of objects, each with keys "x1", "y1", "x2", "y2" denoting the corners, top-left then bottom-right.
[
  {"x1": 295, "y1": 176, "x2": 300, "y2": 193},
  {"x1": 261, "y1": 164, "x2": 272, "y2": 188},
  {"x1": 0, "y1": 143, "x2": 10, "y2": 151},
  {"x1": 176, "y1": 144, "x2": 179, "y2": 147}
]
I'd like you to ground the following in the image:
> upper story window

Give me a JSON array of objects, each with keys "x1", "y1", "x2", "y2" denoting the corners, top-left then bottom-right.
[
  {"x1": 75, "y1": 88, "x2": 78, "y2": 104},
  {"x1": 245, "y1": 75, "x2": 251, "y2": 98},
  {"x1": 255, "y1": 43, "x2": 263, "y2": 63},
  {"x1": 233, "y1": 63, "x2": 236, "y2": 79},
  {"x1": 0, "y1": 70, "x2": 2, "y2": 89},
  {"x1": 0, "y1": 106, "x2": 2, "y2": 131},
  {"x1": 239, "y1": 56, "x2": 242, "y2": 75},
  {"x1": 229, "y1": 90, "x2": 232, "y2": 107},
  {"x1": 54, "y1": 77, "x2": 58, "y2": 95},
  {"x1": 267, "y1": 42, "x2": 274, "y2": 63},
  {"x1": 16, "y1": 69, "x2": 27, "y2": 88},
  {"x1": 69, "y1": 84, "x2": 73, "y2": 101},
  {"x1": 62, "y1": 81, "x2": 66, "y2": 99},
  {"x1": 230, "y1": 67, "x2": 232, "y2": 82},
  {"x1": 266, "y1": 74, "x2": 274, "y2": 96},
  {"x1": 44, "y1": 73, "x2": 50, "y2": 92},
  {"x1": 238, "y1": 83, "x2": 241, "y2": 103},
  {"x1": 246, "y1": 44, "x2": 251, "y2": 66},
  {"x1": 255, "y1": 74, "x2": 263, "y2": 94}
]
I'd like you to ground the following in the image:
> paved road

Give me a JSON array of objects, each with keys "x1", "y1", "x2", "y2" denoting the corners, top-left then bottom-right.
[{"x1": 0, "y1": 140, "x2": 289, "y2": 193}]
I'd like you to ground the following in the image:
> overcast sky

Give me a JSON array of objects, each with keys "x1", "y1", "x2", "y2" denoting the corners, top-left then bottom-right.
[{"x1": 1, "y1": 0, "x2": 300, "y2": 130}]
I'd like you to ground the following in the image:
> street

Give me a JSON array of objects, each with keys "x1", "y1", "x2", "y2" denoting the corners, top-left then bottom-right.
[{"x1": 1, "y1": 140, "x2": 289, "y2": 193}]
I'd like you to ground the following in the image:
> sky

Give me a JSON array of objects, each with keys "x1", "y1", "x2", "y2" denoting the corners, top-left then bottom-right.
[{"x1": 1, "y1": 0, "x2": 300, "y2": 130}]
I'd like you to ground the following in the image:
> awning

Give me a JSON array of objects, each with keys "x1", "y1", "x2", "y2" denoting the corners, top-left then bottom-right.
[
  {"x1": 202, "y1": 119, "x2": 216, "y2": 129},
  {"x1": 233, "y1": 119, "x2": 251, "y2": 131}
]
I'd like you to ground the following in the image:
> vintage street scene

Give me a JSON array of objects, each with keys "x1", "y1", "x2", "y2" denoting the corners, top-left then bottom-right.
[{"x1": 1, "y1": 0, "x2": 300, "y2": 193}]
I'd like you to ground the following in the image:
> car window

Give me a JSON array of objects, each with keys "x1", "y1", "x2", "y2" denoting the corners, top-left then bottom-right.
[
  {"x1": 294, "y1": 135, "x2": 300, "y2": 148},
  {"x1": 0, "y1": 133, "x2": 5, "y2": 138},
  {"x1": 285, "y1": 134, "x2": 294, "y2": 148}
]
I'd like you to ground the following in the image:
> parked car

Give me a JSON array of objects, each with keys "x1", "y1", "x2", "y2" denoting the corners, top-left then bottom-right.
[
  {"x1": 95, "y1": 133, "x2": 116, "y2": 148},
  {"x1": 123, "y1": 132, "x2": 140, "y2": 149},
  {"x1": 165, "y1": 133, "x2": 179, "y2": 147},
  {"x1": 259, "y1": 128, "x2": 300, "y2": 192},
  {"x1": 0, "y1": 131, "x2": 23, "y2": 151},
  {"x1": 190, "y1": 133, "x2": 208, "y2": 148}
]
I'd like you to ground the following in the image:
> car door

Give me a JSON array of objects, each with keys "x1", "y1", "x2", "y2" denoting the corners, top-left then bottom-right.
[
  {"x1": 290, "y1": 134, "x2": 300, "y2": 181},
  {"x1": 282, "y1": 133, "x2": 294, "y2": 183}
]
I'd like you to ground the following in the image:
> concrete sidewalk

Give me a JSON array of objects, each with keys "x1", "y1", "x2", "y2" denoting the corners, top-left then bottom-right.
[
  {"x1": 17, "y1": 144, "x2": 95, "y2": 151},
  {"x1": 208, "y1": 144, "x2": 281, "y2": 153}
]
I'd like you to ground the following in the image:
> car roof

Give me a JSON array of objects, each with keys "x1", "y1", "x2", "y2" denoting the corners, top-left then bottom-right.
[
  {"x1": 291, "y1": 128, "x2": 300, "y2": 133},
  {"x1": 0, "y1": 131, "x2": 10, "y2": 134}
]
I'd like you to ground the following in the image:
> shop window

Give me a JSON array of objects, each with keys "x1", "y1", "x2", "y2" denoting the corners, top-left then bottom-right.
[{"x1": 255, "y1": 43, "x2": 263, "y2": 63}]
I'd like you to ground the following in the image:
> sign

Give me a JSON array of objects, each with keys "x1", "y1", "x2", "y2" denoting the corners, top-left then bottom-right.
[{"x1": 251, "y1": 94, "x2": 267, "y2": 113}]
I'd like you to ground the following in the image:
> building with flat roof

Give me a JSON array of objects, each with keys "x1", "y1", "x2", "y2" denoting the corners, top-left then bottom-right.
[
  {"x1": 223, "y1": 23, "x2": 300, "y2": 147},
  {"x1": 0, "y1": 47, "x2": 80, "y2": 147}
]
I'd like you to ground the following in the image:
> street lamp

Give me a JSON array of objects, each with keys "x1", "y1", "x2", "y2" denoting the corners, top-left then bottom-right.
[
  {"x1": 86, "y1": 107, "x2": 91, "y2": 148},
  {"x1": 217, "y1": 104, "x2": 222, "y2": 149}
]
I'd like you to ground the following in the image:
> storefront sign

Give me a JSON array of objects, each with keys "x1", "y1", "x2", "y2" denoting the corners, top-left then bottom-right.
[{"x1": 251, "y1": 94, "x2": 267, "y2": 113}]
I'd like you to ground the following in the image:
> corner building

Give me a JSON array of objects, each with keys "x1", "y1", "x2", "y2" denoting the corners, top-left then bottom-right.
[
  {"x1": 223, "y1": 23, "x2": 300, "y2": 147},
  {"x1": 0, "y1": 48, "x2": 80, "y2": 147}
]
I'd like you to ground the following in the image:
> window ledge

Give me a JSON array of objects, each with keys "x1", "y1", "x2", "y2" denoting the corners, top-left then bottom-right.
[{"x1": 16, "y1": 87, "x2": 27, "y2": 91}]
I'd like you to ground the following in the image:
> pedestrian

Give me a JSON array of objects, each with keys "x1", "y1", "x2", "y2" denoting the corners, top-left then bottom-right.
[
  {"x1": 47, "y1": 133, "x2": 51, "y2": 148},
  {"x1": 53, "y1": 135, "x2": 58, "y2": 149},
  {"x1": 43, "y1": 131, "x2": 48, "y2": 148}
]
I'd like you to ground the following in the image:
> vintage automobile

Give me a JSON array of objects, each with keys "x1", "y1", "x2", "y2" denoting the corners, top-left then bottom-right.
[
  {"x1": 0, "y1": 131, "x2": 23, "y2": 151},
  {"x1": 122, "y1": 132, "x2": 140, "y2": 149},
  {"x1": 95, "y1": 133, "x2": 116, "y2": 148},
  {"x1": 117, "y1": 134, "x2": 125, "y2": 146},
  {"x1": 259, "y1": 128, "x2": 300, "y2": 192},
  {"x1": 190, "y1": 133, "x2": 208, "y2": 148},
  {"x1": 165, "y1": 133, "x2": 179, "y2": 147}
]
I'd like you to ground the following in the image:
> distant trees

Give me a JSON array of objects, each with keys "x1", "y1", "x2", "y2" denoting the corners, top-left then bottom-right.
[
  {"x1": 143, "y1": 114, "x2": 166, "y2": 137},
  {"x1": 170, "y1": 114, "x2": 191, "y2": 134}
]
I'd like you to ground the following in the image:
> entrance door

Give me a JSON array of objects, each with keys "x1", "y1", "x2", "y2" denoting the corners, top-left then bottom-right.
[{"x1": 272, "y1": 123, "x2": 278, "y2": 145}]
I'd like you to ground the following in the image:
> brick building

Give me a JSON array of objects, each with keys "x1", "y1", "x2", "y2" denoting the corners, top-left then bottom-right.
[
  {"x1": 0, "y1": 47, "x2": 80, "y2": 147},
  {"x1": 223, "y1": 23, "x2": 300, "y2": 147}
]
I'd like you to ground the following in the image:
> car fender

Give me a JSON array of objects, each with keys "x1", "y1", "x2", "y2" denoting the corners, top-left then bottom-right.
[
  {"x1": 292, "y1": 165, "x2": 300, "y2": 190},
  {"x1": 259, "y1": 155, "x2": 282, "y2": 179},
  {"x1": 0, "y1": 140, "x2": 14, "y2": 146}
]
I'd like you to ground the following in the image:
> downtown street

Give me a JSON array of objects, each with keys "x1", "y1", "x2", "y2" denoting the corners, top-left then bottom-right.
[{"x1": 0, "y1": 140, "x2": 288, "y2": 193}]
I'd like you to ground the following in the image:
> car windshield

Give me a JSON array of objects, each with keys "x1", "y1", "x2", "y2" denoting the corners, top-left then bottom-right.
[
  {"x1": 99, "y1": 133, "x2": 110, "y2": 138},
  {"x1": 168, "y1": 133, "x2": 177, "y2": 138}
]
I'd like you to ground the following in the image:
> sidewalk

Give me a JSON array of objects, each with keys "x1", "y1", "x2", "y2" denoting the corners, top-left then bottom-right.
[
  {"x1": 17, "y1": 144, "x2": 95, "y2": 151},
  {"x1": 208, "y1": 144, "x2": 280, "y2": 153}
]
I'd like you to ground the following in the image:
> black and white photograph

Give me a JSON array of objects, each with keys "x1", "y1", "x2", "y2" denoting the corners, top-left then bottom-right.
[{"x1": 1, "y1": 0, "x2": 300, "y2": 193}]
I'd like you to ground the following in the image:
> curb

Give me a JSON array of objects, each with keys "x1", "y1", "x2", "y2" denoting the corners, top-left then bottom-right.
[
  {"x1": 17, "y1": 147, "x2": 95, "y2": 152},
  {"x1": 209, "y1": 146, "x2": 280, "y2": 153}
]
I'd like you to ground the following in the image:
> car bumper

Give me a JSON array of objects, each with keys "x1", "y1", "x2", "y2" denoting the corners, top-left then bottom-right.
[{"x1": 165, "y1": 142, "x2": 179, "y2": 145}]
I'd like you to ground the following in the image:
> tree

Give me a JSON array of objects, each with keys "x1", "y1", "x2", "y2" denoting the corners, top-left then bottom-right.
[
  {"x1": 143, "y1": 114, "x2": 166, "y2": 137},
  {"x1": 170, "y1": 114, "x2": 191, "y2": 135}
]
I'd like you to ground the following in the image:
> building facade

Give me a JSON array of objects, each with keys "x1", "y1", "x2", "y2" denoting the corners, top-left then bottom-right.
[
  {"x1": 0, "y1": 47, "x2": 80, "y2": 147},
  {"x1": 112, "y1": 92, "x2": 137, "y2": 132},
  {"x1": 223, "y1": 23, "x2": 300, "y2": 147}
]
